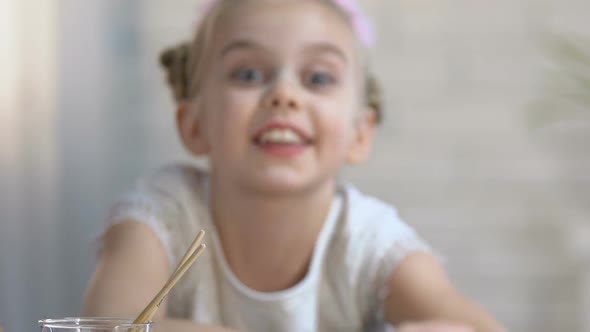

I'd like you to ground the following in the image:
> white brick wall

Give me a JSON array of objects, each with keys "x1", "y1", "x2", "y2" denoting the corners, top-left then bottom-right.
[{"x1": 356, "y1": 1, "x2": 586, "y2": 331}]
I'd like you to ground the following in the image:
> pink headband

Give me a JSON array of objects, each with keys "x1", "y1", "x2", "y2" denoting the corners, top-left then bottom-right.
[{"x1": 196, "y1": 0, "x2": 376, "y2": 48}]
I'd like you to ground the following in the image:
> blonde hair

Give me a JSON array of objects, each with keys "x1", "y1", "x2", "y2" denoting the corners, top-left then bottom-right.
[{"x1": 159, "y1": 0, "x2": 383, "y2": 123}]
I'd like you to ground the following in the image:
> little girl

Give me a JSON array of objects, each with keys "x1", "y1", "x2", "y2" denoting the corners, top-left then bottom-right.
[{"x1": 83, "y1": 1, "x2": 505, "y2": 331}]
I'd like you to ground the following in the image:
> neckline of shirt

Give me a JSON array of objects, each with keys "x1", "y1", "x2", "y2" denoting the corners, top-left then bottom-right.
[{"x1": 201, "y1": 177, "x2": 345, "y2": 302}]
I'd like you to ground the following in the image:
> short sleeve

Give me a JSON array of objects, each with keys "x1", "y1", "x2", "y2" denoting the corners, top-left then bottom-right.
[
  {"x1": 340, "y1": 186, "x2": 433, "y2": 325},
  {"x1": 105, "y1": 164, "x2": 208, "y2": 271}
]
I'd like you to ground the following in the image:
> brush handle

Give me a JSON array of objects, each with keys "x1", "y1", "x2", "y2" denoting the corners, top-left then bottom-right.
[{"x1": 133, "y1": 243, "x2": 206, "y2": 324}]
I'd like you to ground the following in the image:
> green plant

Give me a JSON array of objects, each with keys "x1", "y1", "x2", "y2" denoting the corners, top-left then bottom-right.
[{"x1": 529, "y1": 33, "x2": 590, "y2": 128}]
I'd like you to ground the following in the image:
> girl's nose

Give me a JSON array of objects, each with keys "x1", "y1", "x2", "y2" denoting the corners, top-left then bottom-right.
[
  {"x1": 269, "y1": 95, "x2": 298, "y2": 109},
  {"x1": 264, "y1": 77, "x2": 301, "y2": 111}
]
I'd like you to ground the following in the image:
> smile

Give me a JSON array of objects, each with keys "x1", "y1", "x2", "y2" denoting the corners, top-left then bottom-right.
[
  {"x1": 252, "y1": 123, "x2": 313, "y2": 158},
  {"x1": 253, "y1": 123, "x2": 313, "y2": 144},
  {"x1": 258, "y1": 128, "x2": 304, "y2": 144}
]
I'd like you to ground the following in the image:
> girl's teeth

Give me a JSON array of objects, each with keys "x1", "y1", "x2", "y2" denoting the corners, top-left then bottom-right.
[{"x1": 260, "y1": 129, "x2": 303, "y2": 144}]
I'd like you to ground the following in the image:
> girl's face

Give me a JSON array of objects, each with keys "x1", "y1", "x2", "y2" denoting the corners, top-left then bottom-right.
[{"x1": 185, "y1": 0, "x2": 375, "y2": 195}]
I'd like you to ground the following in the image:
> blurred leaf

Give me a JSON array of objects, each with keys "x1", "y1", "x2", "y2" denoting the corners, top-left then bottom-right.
[{"x1": 528, "y1": 33, "x2": 590, "y2": 129}]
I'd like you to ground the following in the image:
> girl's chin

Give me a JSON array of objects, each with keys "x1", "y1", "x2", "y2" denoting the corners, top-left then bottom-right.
[
  {"x1": 241, "y1": 170, "x2": 326, "y2": 196},
  {"x1": 250, "y1": 179, "x2": 312, "y2": 196}
]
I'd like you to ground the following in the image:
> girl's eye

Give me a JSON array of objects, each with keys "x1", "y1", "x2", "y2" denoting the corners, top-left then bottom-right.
[
  {"x1": 305, "y1": 71, "x2": 336, "y2": 88},
  {"x1": 231, "y1": 67, "x2": 264, "y2": 84}
]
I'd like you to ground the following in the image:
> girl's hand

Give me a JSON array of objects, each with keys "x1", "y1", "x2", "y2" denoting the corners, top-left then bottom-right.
[{"x1": 397, "y1": 321, "x2": 475, "y2": 332}]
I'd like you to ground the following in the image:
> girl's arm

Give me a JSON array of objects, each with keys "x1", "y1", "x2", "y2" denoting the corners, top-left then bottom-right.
[
  {"x1": 83, "y1": 221, "x2": 236, "y2": 332},
  {"x1": 384, "y1": 252, "x2": 506, "y2": 332}
]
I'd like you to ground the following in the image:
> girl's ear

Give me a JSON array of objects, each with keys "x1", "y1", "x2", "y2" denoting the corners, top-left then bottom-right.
[
  {"x1": 346, "y1": 108, "x2": 377, "y2": 165},
  {"x1": 176, "y1": 102, "x2": 210, "y2": 156}
]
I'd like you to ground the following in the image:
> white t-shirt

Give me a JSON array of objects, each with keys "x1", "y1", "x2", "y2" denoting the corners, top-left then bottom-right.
[{"x1": 107, "y1": 164, "x2": 431, "y2": 332}]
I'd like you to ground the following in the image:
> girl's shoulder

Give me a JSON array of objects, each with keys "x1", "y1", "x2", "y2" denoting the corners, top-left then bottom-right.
[
  {"x1": 338, "y1": 184, "x2": 430, "y2": 254},
  {"x1": 329, "y1": 184, "x2": 432, "y2": 318},
  {"x1": 108, "y1": 162, "x2": 210, "y2": 259},
  {"x1": 340, "y1": 184, "x2": 407, "y2": 234},
  {"x1": 339, "y1": 184, "x2": 431, "y2": 267}
]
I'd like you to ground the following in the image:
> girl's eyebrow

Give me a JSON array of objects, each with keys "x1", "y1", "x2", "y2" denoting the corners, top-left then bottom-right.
[
  {"x1": 303, "y1": 43, "x2": 348, "y2": 64},
  {"x1": 220, "y1": 40, "x2": 348, "y2": 64},
  {"x1": 220, "y1": 39, "x2": 266, "y2": 58}
]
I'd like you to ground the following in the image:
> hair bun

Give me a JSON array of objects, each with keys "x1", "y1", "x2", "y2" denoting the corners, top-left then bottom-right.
[
  {"x1": 159, "y1": 42, "x2": 191, "y2": 102},
  {"x1": 366, "y1": 73, "x2": 382, "y2": 124}
]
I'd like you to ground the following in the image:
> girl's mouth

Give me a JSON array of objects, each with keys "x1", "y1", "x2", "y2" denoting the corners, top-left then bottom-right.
[{"x1": 252, "y1": 124, "x2": 313, "y2": 158}]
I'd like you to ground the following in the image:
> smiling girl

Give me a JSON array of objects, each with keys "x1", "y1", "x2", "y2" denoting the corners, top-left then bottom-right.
[{"x1": 83, "y1": 1, "x2": 505, "y2": 331}]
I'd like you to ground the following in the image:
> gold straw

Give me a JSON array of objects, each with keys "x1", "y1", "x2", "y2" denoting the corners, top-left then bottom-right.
[{"x1": 133, "y1": 230, "x2": 206, "y2": 324}]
